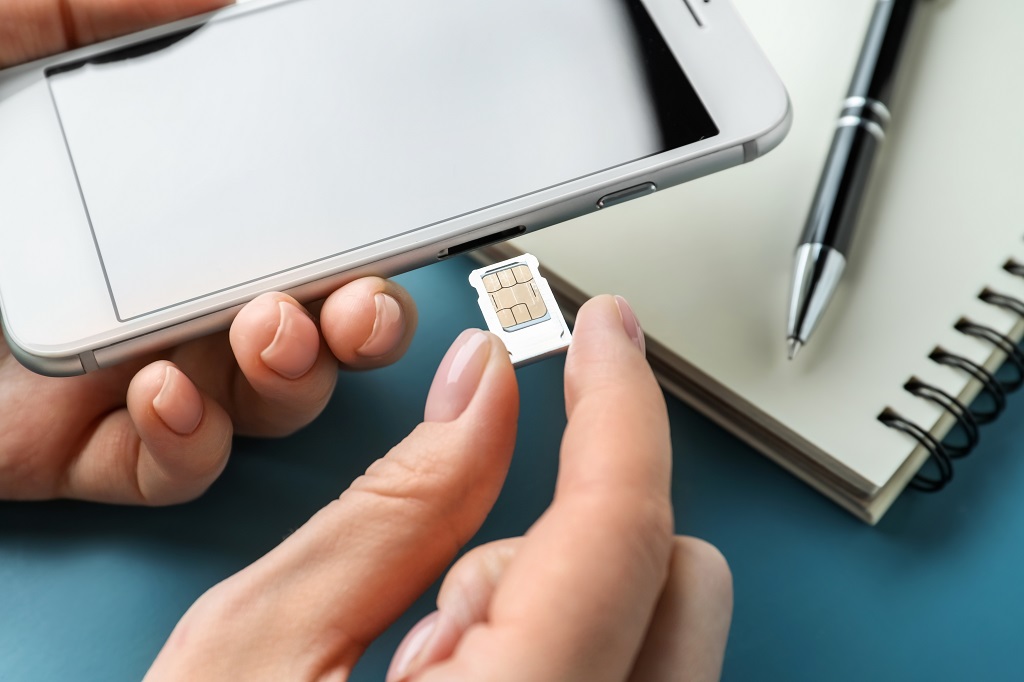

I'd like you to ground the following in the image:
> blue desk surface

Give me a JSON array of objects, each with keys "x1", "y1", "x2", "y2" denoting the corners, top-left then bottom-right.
[{"x1": 3, "y1": 257, "x2": 1023, "y2": 680}]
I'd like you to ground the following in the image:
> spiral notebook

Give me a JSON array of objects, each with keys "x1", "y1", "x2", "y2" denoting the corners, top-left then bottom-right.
[{"x1": 480, "y1": 0, "x2": 1024, "y2": 523}]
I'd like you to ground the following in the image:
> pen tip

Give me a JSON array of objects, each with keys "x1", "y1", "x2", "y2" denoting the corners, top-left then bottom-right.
[{"x1": 787, "y1": 338, "x2": 803, "y2": 361}]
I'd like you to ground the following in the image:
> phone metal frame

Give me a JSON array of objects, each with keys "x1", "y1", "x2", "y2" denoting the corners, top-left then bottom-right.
[{"x1": 0, "y1": 0, "x2": 790, "y2": 375}]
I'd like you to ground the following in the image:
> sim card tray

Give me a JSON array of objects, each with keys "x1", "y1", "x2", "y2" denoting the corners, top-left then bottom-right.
[{"x1": 469, "y1": 253, "x2": 572, "y2": 367}]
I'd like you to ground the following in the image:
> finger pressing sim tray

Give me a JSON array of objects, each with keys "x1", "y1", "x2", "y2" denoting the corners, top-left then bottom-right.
[{"x1": 469, "y1": 253, "x2": 572, "y2": 367}]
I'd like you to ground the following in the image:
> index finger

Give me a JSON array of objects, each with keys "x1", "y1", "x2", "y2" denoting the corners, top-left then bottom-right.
[{"x1": 439, "y1": 295, "x2": 674, "y2": 681}]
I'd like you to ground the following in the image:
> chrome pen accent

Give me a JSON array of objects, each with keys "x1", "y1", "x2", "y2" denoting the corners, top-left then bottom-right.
[
  {"x1": 787, "y1": 244, "x2": 846, "y2": 360},
  {"x1": 786, "y1": 0, "x2": 919, "y2": 358}
]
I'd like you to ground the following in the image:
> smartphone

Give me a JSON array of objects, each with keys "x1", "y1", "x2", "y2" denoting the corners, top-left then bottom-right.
[{"x1": 0, "y1": 0, "x2": 790, "y2": 376}]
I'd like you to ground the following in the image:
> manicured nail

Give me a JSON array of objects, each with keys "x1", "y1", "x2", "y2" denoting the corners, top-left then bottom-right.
[
  {"x1": 152, "y1": 366, "x2": 203, "y2": 436},
  {"x1": 615, "y1": 295, "x2": 646, "y2": 356},
  {"x1": 260, "y1": 301, "x2": 319, "y2": 379},
  {"x1": 387, "y1": 611, "x2": 440, "y2": 682},
  {"x1": 357, "y1": 293, "x2": 406, "y2": 358},
  {"x1": 424, "y1": 330, "x2": 491, "y2": 423}
]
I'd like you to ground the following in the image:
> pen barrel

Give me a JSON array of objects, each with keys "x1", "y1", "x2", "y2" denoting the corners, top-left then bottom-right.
[
  {"x1": 799, "y1": 122, "x2": 883, "y2": 254},
  {"x1": 848, "y1": 0, "x2": 918, "y2": 105},
  {"x1": 800, "y1": 0, "x2": 916, "y2": 252}
]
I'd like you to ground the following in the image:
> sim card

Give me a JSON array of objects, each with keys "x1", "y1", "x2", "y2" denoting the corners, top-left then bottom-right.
[{"x1": 469, "y1": 253, "x2": 572, "y2": 367}]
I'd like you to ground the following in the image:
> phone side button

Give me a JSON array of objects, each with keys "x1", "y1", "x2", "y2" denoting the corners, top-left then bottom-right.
[{"x1": 597, "y1": 182, "x2": 657, "y2": 209}]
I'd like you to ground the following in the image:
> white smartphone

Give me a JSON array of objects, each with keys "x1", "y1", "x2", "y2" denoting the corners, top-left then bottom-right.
[{"x1": 0, "y1": 0, "x2": 790, "y2": 376}]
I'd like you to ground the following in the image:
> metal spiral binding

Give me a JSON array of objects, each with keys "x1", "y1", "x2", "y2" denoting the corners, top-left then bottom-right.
[
  {"x1": 1004, "y1": 259, "x2": 1024, "y2": 279},
  {"x1": 903, "y1": 378, "x2": 979, "y2": 457},
  {"x1": 954, "y1": 320, "x2": 1024, "y2": 391},
  {"x1": 878, "y1": 281, "x2": 1024, "y2": 492},
  {"x1": 879, "y1": 408, "x2": 953, "y2": 491},
  {"x1": 981, "y1": 288, "x2": 1024, "y2": 318},
  {"x1": 929, "y1": 349, "x2": 1006, "y2": 424}
]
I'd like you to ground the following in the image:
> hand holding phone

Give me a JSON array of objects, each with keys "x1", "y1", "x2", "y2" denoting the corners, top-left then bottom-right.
[
  {"x1": 0, "y1": 0, "x2": 419, "y2": 510},
  {"x1": 0, "y1": 0, "x2": 789, "y2": 376}
]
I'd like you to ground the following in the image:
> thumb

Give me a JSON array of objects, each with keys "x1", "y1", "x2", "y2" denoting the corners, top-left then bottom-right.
[{"x1": 147, "y1": 330, "x2": 518, "y2": 681}]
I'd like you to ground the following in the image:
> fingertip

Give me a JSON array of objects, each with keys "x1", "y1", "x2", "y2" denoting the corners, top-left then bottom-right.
[
  {"x1": 568, "y1": 294, "x2": 646, "y2": 361},
  {"x1": 613, "y1": 295, "x2": 646, "y2": 356},
  {"x1": 152, "y1": 365, "x2": 203, "y2": 436},
  {"x1": 472, "y1": 331, "x2": 519, "y2": 424},
  {"x1": 391, "y1": 538, "x2": 520, "y2": 679},
  {"x1": 564, "y1": 295, "x2": 656, "y2": 407},
  {"x1": 260, "y1": 301, "x2": 320, "y2": 380},
  {"x1": 424, "y1": 330, "x2": 490, "y2": 423},
  {"x1": 228, "y1": 293, "x2": 340, "y2": 437},
  {"x1": 424, "y1": 330, "x2": 515, "y2": 424},
  {"x1": 128, "y1": 361, "x2": 201, "y2": 436},
  {"x1": 359, "y1": 292, "x2": 406, "y2": 358},
  {"x1": 320, "y1": 278, "x2": 418, "y2": 369},
  {"x1": 231, "y1": 293, "x2": 321, "y2": 381},
  {"x1": 127, "y1": 361, "x2": 233, "y2": 505},
  {"x1": 387, "y1": 611, "x2": 442, "y2": 682}
]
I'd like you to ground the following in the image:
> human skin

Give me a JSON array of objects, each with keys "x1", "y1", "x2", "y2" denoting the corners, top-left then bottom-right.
[
  {"x1": 1, "y1": 2, "x2": 420, "y2": 506},
  {"x1": 144, "y1": 296, "x2": 733, "y2": 681},
  {"x1": 2, "y1": 4, "x2": 733, "y2": 679}
]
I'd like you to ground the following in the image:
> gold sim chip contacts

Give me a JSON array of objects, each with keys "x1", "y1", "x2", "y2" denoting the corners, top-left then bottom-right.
[
  {"x1": 469, "y1": 253, "x2": 571, "y2": 367},
  {"x1": 480, "y1": 263, "x2": 551, "y2": 331}
]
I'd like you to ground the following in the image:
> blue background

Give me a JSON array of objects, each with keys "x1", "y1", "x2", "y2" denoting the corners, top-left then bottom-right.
[{"x1": 2, "y1": 258, "x2": 1022, "y2": 680}]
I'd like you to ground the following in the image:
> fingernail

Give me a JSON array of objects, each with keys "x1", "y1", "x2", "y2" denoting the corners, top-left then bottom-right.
[
  {"x1": 357, "y1": 293, "x2": 406, "y2": 358},
  {"x1": 614, "y1": 295, "x2": 646, "y2": 356},
  {"x1": 152, "y1": 366, "x2": 203, "y2": 436},
  {"x1": 387, "y1": 611, "x2": 440, "y2": 682},
  {"x1": 424, "y1": 330, "x2": 491, "y2": 423},
  {"x1": 260, "y1": 301, "x2": 319, "y2": 379}
]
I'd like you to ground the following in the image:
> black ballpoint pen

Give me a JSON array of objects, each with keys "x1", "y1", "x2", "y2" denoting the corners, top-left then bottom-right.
[{"x1": 786, "y1": 0, "x2": 919, "y2": 360}]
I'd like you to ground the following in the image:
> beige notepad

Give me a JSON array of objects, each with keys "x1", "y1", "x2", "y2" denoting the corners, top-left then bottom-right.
[{"x1": 483, "y1": 0, "x2": 1024, "y2": 523}]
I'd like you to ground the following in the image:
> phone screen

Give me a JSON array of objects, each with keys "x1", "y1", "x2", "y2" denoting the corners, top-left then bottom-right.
[{"x1": 47, "y1": 0, "x2": 717, "y2": 320}]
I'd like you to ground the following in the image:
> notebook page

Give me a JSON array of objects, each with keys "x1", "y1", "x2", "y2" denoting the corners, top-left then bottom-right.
[{"x1": 509, "y1": 0, "x2": 1024, "y2": 493}]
